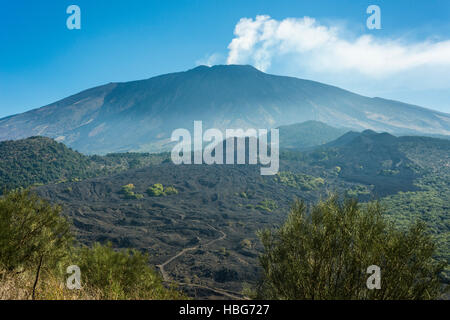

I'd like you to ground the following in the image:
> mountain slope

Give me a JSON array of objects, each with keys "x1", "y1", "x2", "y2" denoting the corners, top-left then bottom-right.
[
  {"x1": 278, "y1": 121, "x2": 349, "y2": 149},
  {"x1": 1, "y1": 65, "x2": 449, "y2": 154}
]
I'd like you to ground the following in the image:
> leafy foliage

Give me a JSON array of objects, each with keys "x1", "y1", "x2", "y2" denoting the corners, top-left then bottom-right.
[
  {"x1": 69, "y1": 243, "x2": 185, "y2": 299},
  {"x1": 0, "y1": 190, "x2": 184, "y2": 300},
  {"x1": 147, "y1": 183, "x2": 164, "y2": 197},
  {"x1": 255, "y1": 194, "x2": 446, "y2": 300},
  {"x1": 381, "y1": 172, "x2": 450, "y2": 281},
  {"x1": 0, "y1": 137, "x2": 93, "y2": 193},
  {"x1": 0, "y1": 189, "x2": 72, "y2": 272},
  {"x1": 120, "y1": 184, "x2": 143, "y2": 199},
  {"x1": 164, "y1": 186, "x2": 179, "y2": 195},
  {"x1": 147, "y1": 184, "x2": 178, "y2": 197},
  {"x1": 275, "y1": 171, "x2": 324, "y2": 191}
]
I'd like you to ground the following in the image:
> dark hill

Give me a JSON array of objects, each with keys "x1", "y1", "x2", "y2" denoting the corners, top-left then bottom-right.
[
  {"x1": 307, "y1": 131, "x2": 417, "y2": 194},
  {"x1": 0, "y1": 136, "x2": 169, "y2": 192},
  {"x1": 0, "y1": 136, "x2": 92, "y2": 192},
  {"x1": 303, "y1": 131, "x2": 450, "y2": 195}
]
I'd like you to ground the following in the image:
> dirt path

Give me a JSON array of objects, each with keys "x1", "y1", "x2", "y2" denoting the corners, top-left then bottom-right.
[
  {"x1": 156, "y1": 224, "x2": 225, "y2": 281},
  {"x1": 156, "y1": 224, "x2": 245, "y2": 299},
  {"x1": 177, "y1": 282, "x2": 245, "y2": 300}
]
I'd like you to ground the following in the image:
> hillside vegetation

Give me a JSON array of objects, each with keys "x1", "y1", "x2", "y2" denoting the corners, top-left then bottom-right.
[
  {"x1": 0, "y1": 137, "x2": 93, "y2": 192},
  {"x1": 0, "y1": 136, "x2": 169, "y2": 193},
  {"x1": 26, "y1": 132, "x2": 448, "y2": 298},
  {"x1": 1, "y1": 129, "x2": 448, "y2": 298}
]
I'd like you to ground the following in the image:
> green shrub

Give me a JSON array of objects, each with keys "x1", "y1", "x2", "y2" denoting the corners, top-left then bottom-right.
[
  {"x1": 164, "y1": 186, "x2": 178, "y2": 195},
  {"x1": 147, "y1": 183, "x2": 164, "y2": 196},
  {"x1": 120, "y1": 184, "x2": 143, "y2": 199},
  {"x1": 121, "y1": 184, "x2": 135, "y2": 194},
  {"x1": 275, "y1": 171, "x2": 324, "y2": 191},
  {"x1": 255, "y1": 194, "x2": 446, "y2": 300},
  {"x1": 147, "y1": 184, "x2": 178, "y2": 196},
  {"x1": 240, "y1": 239, "x2": 253, "y2": 250},
  {"x1": 70, "y1": 243, "x2": 185, "y2": 300},
  {"x1": 132, "y1": 193, "x2": 144, "y2": 200},
  {"x1": 0, "y1": 190, "x2": 72, "y2": 273}
]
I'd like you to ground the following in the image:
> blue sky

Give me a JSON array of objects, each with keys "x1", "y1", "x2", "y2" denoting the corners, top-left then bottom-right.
[{"x1": 1, "y1": 0, "x2": 450, "y2": 118}]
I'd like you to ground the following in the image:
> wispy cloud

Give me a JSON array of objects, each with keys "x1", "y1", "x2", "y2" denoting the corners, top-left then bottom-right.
[
  {"x1": 226, "y1": 15, "x2": 450, "y2": 78},
  {"x1": 196, "y1": 53, "x2": 223, "y2": 67}
]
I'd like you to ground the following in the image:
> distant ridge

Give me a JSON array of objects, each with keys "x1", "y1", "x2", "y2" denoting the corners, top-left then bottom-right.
[{"x1": 277, "y1": 121, "x2": 349, "y2": 150}]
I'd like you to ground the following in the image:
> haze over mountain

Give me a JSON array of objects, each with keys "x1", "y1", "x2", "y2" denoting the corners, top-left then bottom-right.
[
  {"x1": 277, "y1": 121, "x2": 349, "y2": 150},
  {"x1": 0, "y1": 65, "x2": 449, "y2": 154}
]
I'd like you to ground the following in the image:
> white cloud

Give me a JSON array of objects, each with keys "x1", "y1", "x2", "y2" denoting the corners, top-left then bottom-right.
[
  {"x1": 196, "y1": 53, "x2": 223, "y2": 67},
  {"x1": 226, "y1": 15, "x2": 450, "y2": 78}
]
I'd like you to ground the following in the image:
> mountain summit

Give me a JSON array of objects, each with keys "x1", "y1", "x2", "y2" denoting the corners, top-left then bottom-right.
[{"x1": 0, "y1": 65, "x2": 449, "y2": 154}]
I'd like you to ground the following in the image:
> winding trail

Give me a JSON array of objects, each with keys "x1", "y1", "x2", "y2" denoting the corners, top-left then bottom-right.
[
  {"x1": 177, "y1": 282, "x2": 244, "y2": 300},
  {"x1": 156, "y1": 224, "x2": 245, "y2": 299}
]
